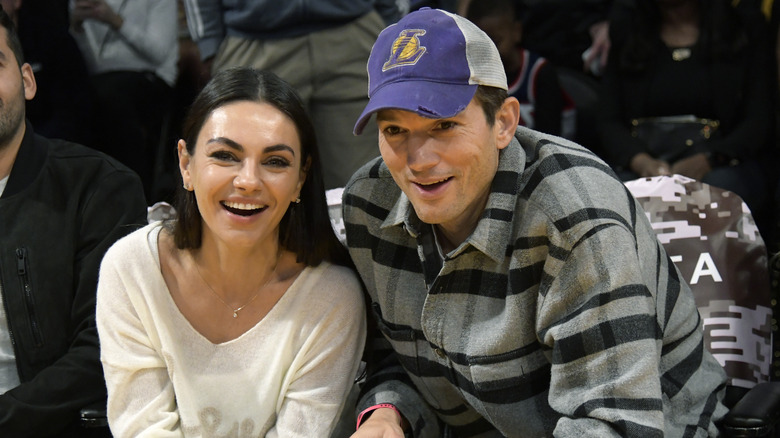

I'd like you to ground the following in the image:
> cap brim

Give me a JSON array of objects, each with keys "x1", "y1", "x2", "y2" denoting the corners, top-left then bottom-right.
[{"x1": 353, "y1": 80, "x2": 478, "y2": 135}]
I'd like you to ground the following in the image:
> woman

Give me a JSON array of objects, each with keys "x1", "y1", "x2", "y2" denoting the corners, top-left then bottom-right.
[
  {"x1": 597, "y1": 0, "x2": 772, "y2": 225},
  {"x1": 96, "y1": 67, "x2": 366, "y2": 437}
]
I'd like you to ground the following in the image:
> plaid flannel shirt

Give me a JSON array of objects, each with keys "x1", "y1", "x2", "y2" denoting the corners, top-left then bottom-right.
[{"x1": 343, "y1": 126, "x2": 727, "y2": 437}]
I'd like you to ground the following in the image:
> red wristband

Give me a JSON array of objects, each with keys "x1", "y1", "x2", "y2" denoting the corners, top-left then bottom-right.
[{"x1": 356, "y1": 403, "x2": 401, "y2": 430}]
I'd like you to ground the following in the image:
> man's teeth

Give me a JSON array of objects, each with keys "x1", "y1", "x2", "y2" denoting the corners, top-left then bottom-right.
[
  {"x1": 419, "y1": 178, "x2": 448, "y2": 186},
  {"x1": 223, "y1": 201, "x2": 262, "y2": 210}
]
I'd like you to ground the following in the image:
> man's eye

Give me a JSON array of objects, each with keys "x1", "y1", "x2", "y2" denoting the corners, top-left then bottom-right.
[
  {"x1": 383, "y1": 126, "x2": 403, "y2": 136},
  {"x1": 438, "y1": 121, "x2": 457, "y2": 130}
]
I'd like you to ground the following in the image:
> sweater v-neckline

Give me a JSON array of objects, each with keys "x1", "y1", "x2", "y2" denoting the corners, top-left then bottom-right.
[{"x1": 146, "y1": 223, "x2": 308, "y2": 347}]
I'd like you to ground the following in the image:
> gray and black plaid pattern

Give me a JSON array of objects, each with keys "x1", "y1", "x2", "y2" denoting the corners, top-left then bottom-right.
[{"x1": 344, "y1": 126, "x2": 728, "y2": 437}]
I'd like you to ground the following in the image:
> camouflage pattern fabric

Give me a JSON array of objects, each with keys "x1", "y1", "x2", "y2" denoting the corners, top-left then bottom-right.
[
  {"x1": 327, "y1": 187, "x2": 347, "y2": 246},
  {"x1": 625, "y1": 174, "x2": 772, "y2": 389}
]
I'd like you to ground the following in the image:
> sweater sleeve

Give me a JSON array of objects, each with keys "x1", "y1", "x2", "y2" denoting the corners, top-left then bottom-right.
[
  {"x1": 96, "y1": 233, "x2": 184, "y2": 438},
  {"x1": 268, "y1": 265, "x2": 367, "y2": 438}
]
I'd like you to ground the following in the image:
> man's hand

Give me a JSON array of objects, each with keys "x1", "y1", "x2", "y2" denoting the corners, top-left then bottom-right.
[
  {"x1": 350, "y1": 408, "x2": 406, "y2": 438},
  {"x1": 630, "y1": 152, "x2": 671, "y2": 177},
  {"x1": 71, "y1": 0, "x2": 123, "y2": 30},
  {"x1": 670, "y1": 152, "x2": 711, "y2": 181}
]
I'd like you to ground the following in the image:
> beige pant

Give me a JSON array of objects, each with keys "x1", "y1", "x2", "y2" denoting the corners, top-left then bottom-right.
[{"x1": 214, "y1": 12, "x2": 384, "y2": 189}]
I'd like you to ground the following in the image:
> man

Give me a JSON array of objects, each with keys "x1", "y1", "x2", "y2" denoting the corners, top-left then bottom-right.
[
  {"x1": 0, "y1": 6, "x2": 147, "y2": 436},
  {"x1": 344, "y1": 8, "x2": 728, "y2": 437}
]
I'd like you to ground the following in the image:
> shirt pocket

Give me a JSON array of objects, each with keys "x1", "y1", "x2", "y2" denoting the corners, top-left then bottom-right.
[
  {"x1": 465, "y1": 347, "x2": 555, "y2": 434},
  {"x1": 370, "y1": 302, "x2": 448, "y2": 409}
]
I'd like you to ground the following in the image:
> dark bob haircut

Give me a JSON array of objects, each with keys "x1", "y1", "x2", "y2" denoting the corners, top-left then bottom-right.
[{"x1": 171, "y1": 67, "x2": 349, "y2": 267}]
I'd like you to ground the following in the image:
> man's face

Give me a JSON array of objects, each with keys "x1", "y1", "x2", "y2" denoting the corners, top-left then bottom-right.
[
  {"x1": 376, "y1": 97, "x2": 513, "y2": 245},
  {"x1": 0, "y1": 26, "x2": 33, "y2": 150}
]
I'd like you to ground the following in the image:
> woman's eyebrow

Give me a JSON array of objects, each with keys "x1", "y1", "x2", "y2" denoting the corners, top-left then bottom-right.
[
  {"x1": 206, "y1": 138, "x2": 295, "y2": 156},
  {"x1": 206, "y1": 136, "x2": 243, "y2": 151},
  {"x1": 263, "y1": 144, "x2": 295, "y2": 156}
]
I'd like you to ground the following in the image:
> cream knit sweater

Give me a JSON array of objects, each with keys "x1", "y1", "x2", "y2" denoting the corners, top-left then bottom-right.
[{"x1": 96, "y1": 223, "x2": 366, "y2": 437}]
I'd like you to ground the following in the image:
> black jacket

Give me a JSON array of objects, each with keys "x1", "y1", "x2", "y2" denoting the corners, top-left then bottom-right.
[{"x1": 0, "y1": 122, "x2": 147, "y2": 436}]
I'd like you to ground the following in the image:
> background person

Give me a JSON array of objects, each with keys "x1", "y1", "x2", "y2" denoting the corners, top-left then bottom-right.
[
  {"x1": 69, "y1": 0, "x2": 179, "y2": 202},
  {"x1": 0, "y1": 5, "x2": 147, "y2": 435},
  {"x1": 597, "y1": 0, "x2": 773, "y2": 237},
  {"x1": 462, "y1": 0, "x2": 577, "y2": 139}
]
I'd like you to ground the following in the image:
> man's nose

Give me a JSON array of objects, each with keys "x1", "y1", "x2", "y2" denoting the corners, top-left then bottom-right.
[{"x1": 406, "y1": 135, "x2": 440, "y2": 172}]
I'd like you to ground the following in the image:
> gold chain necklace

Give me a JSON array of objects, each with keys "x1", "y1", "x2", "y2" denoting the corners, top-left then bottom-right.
[{"x1": 192, "y1": 253, "x2": 279, "y2": 318}]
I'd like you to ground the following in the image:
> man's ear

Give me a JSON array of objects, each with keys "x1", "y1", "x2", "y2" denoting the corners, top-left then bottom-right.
[
  {"x1": 21, "y1": 62, "x2": 36, "y2": 101},
  {"x1": 495, "y1": 97, "x2": 519, "y2": 150}
]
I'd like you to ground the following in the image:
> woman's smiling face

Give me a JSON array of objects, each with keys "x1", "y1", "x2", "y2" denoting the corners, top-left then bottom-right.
[{"x1": 179, "y1": 100, "x2": 307, "y2": 250}]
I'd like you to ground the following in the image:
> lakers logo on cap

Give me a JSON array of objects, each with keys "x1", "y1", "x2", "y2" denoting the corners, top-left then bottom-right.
[{"x1": 382, "y1": 29, "x2": 427, "y2": 71}]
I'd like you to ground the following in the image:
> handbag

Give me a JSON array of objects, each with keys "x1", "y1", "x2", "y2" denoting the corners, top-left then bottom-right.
[{"x1": 630, "y1": 115, "x2": 720, "y2": 163}]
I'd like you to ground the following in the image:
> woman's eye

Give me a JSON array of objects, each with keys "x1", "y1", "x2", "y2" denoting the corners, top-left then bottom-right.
[
  {"x1": 210, "y1": 150, "x2": 238, "y2": 161},
  {"x1": 265, "y1": 157, "x2": 291, "y2": 168}
]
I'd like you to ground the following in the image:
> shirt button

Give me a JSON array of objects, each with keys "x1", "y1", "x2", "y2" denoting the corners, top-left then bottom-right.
[{"x1": 434, "y1": 348, "x2": 446, "y2": 359}]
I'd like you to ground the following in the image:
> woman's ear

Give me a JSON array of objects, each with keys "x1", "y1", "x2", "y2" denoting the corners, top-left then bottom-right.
[
  {"x1": 295, "y1": 156, "x2": 312, "y2": 202},
  {"x1": 178, "y1": 140, "x2": 192, "y2": 189},
  {"x1": 495, "y1": 97, "x2": 520, "y2": 150}
]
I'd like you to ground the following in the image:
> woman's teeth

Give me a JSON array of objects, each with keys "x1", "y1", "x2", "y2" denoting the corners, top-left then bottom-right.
[
  {"x1": 223, "y1": 201, "x2": 262, "y2": 210},
  {"x1": 222, "y1": 201, "x2": 264, "y2": 216}
]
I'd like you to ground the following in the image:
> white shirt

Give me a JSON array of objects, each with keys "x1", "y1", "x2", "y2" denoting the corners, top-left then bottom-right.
[
  {"x1": 0, "y1": 175, "x2": 19, "y2": 394},
  {"x1": 0, "y1": 282, "x2": 20, "y2": 394}
]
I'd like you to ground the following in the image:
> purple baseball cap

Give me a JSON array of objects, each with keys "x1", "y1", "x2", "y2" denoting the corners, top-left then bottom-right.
[{"x1": 353, "y1": 8, "x2": 507, "y2": 135}]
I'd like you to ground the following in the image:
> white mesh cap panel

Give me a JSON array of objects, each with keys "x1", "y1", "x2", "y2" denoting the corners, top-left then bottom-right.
[{"x1": 444, "y1": 10, "x2": 508, "y2": 90}]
